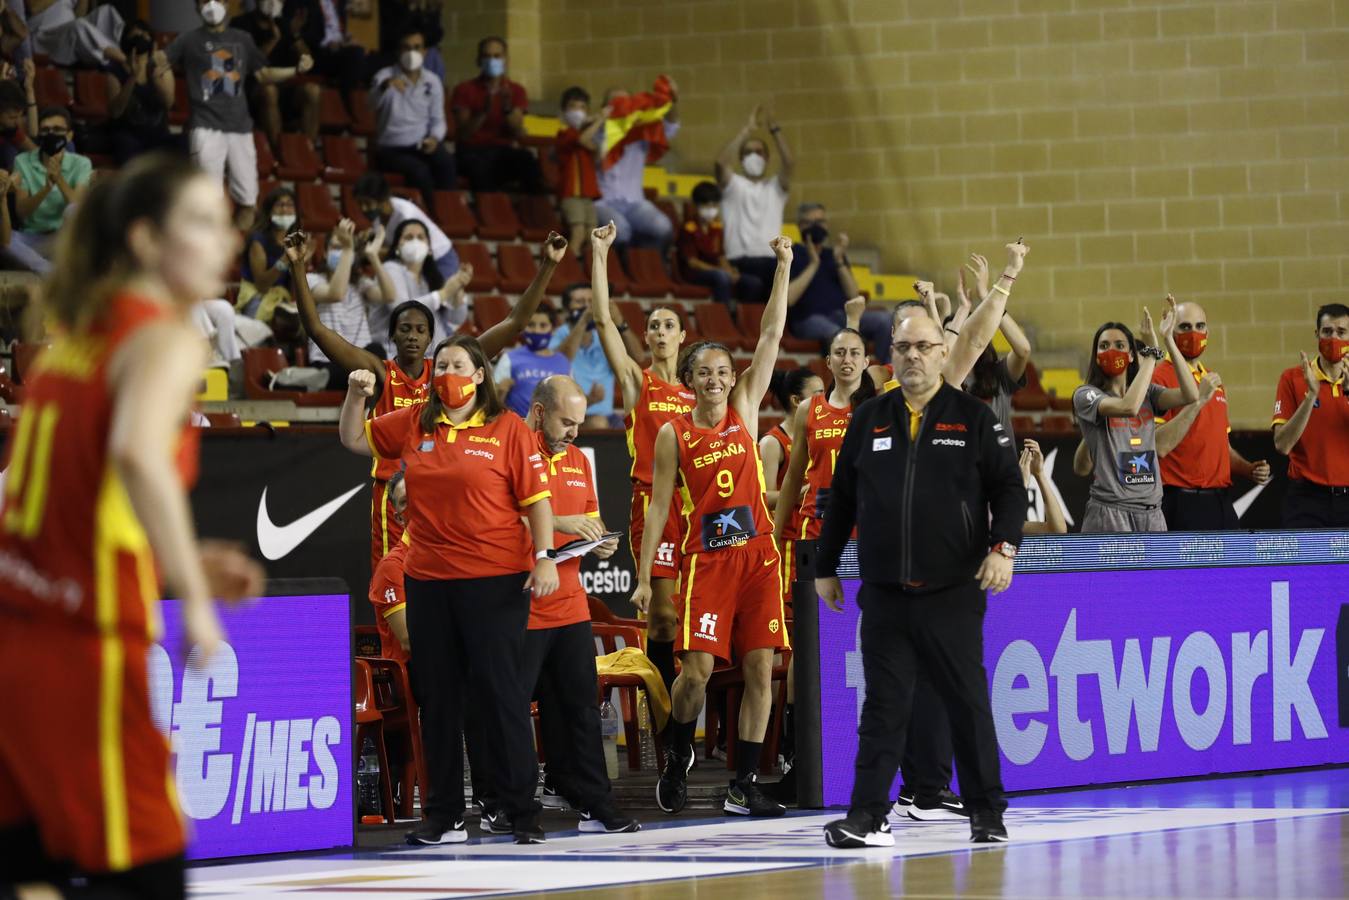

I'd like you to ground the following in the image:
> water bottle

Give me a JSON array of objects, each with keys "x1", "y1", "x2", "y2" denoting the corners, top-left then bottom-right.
[
  {"x1": 636, "y1": 691, "x2": 657, "y2": 772},
  {"x1": 357, "y1": 735, "x2": 382, "y2": 818},
  {"x1": 599, "y1": 700, "x2": 620, "y2": 780}
]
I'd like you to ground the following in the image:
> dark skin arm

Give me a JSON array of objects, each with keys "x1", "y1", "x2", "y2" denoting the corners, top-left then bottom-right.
[
  {"x1": 477, "y1": 233, "x2": 568, "y2": 357},
  {"x1": 286, "y1": 232, "x2": 387, "y2": 379}
]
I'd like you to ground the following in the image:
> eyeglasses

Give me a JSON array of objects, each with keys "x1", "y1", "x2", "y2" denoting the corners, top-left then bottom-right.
[{"x1": 891, "y1": 341, "x2": 942, "y2": 356}]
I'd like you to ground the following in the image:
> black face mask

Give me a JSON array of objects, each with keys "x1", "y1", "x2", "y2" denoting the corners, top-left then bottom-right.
[
  {"x1": 38, "y1": 133, "x2": 67, "y2": 157},
  {"x1": 802, "y1": 223, "x2": 829, "y2": 245},
  {"x1": 0, "y1": 125, "x2": 17, "y2": 139},
  {"x1": 122, "y1": 33, "x2": 153, "y2": 56},
  {"x1": 568, "y1": 306, "x2": 584, "y2": 323}
]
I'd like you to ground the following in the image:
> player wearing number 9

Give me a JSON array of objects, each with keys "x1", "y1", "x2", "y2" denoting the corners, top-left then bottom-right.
[
  {"x1": 631, "y1": 236, "x2": 795, "y2": 820},
  {"x1": 0, "y1": 154, "x2": 265, "y2": 899}
]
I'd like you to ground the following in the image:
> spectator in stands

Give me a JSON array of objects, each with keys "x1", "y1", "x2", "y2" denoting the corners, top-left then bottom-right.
[
  {"x1": 382, "y1": 217, "x2": 473, "y2": 349},
  {"x1": 551, "y1": 283, "x2": 643, "y2": 429},
  {"x1": 370, "y1": 27, "x2": 454, "y2": 211},
  {"x1": 450, "y1": 36, "x2": 545, "y2": 195},
  {"x1": 26, "y1": 0, "x2": 125, "y2": 68},
  {"x1": 595, "y1": 76, "x2": 678, "y2": 250},
  {"x1": 232, "y1": 0, "x2": 322, "y2": 148},
  {"x1": 1272, "y1": 303, "x2": 1349, "y2": 527},
  {"x1": 1152, "y1": 300, "x2": 1271, "y2": 530},
  {"x1": 958, "y1": 253, "x2": 1031, "y2": 440},
  {"x1": 787, "y1": 202, "x2": 890, "y2": 362},
  {"x1": 377, "y1": 0, "x2": 445, "y2": 81},
  {"x1": 106, "y1": 20, "x2": 176, "y2": 165},
  {"x1": 555, "y1": 86, "x2": 605, "y2": 257},
  {"x1": 238, "y1": 186, "x2": 298, "y2": 322},
  {"x1": 677, "y1": 181, "x2": 763, "y2": 313},
  {"x1": 0, "y1": 2, "x2": 29, "y2": 65},
  {"x1": 352, "y1": 171, "x2": 459, "y2": 278},
  {"x1": 716, "y1": 105, "x2": 792, "y2": 302},
  {"x1": 298, "y1": 219, "x2": 397, "y2": 388},
  {"x1": 289, "y1": 0, "x2": 368, "y2": 96},
  {"x1": 167, "y1": 0, "x2": 313, "y2": 230},
  {"x1": 1020, "y1": 439, "x2": 1068, "y2": 535},
  {"x1": 7, "y1": 106, "x2": 89, "y2": 274},
  {"x1": 1073, "y1": 299, "x2": 1199, "y2": 533},
  {"x1": 494, "y1": 309, "x2": 572, "y2": 417},
  {"x1": 0, "y1": 71, "x2": 35, "y2": 172}
]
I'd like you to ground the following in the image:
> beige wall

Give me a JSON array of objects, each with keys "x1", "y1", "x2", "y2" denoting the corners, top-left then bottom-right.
[{"x1": 456, "y1": 0, "x2": 1349, "y2": 427}]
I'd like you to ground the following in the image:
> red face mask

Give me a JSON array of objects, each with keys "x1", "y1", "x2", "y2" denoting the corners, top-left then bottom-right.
[
  {"x1": 1096, "y1": 349, "x2": 1130, "y2": 376},
  {"x1": 1174, "y1": 331, "x2": 1207, "y2": 360},
  {"x1": 1319, "y1": 337, "x2": 1349, "y2": 364},
  {"x1": 433, "y1": 371, "x2": 477, "y2": 409}
]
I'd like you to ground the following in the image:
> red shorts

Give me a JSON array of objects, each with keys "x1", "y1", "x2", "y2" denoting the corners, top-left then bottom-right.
[
  {"x1": 676, "y1": 538, "x2": 790, "y2": 663},
  {"x1": 630, "y1": 485, "x2": 681, "y2": 580},
  {"x1": 370, "y1": 479, "x2": 405, "y2": 573},
  {"x1": 0, "y1": 616, "x2": 184, "y2": 873}
]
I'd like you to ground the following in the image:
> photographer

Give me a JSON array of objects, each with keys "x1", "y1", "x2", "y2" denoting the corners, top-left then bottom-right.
[{"x1": 106, "y1": 20, "x2": 177, "y2": 164}]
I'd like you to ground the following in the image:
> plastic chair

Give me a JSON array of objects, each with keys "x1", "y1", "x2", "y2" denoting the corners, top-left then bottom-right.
[
  {"x1": 496, "y1": 243, "x2": 540, "y2": 295},
  {"x1": 353, "y1": 659, "x2": 396, "y2": 823},
  {"x1": 346, "y1": 89, "x2": 376, "y2": 137},
  {"x1": 432, "y1": 190, "x2": 478, "y2": 240},
  {"x1": 591, "y1": 622, "x2": 664, "y2": 772},
  {"x1": 587, "y1": 594, "x2": 646, "y2": 636},
  {"x1": 453, "y1": 242, "x2": 502, "y2": 293},
  {"x1": 322, "y1": 135, "x2": 366, "y2": 184},
  {"x1": 703, "y1": 649, "x2": 793, "y2": 773},
  {"x1": 545, "y1": 249, "x2": 586, "y2": 295},
  {"x1": 471, "y1": 294, "x2": 511, "y2": 333},
  {"x1": 319, "y1": 88, "x2": 351, "y2": 133},
  {"x1": 583, "y1": 252, "x2": 634, "y2": 297},
  {"x1": 340, "y1": 185, "x2": 371, "y2": 230},
  {"x1": 276, "y1": 134, "x2": 323, "y2": 182},
  {"x1": 296, "y1": 182, "x2": 341, "y2": 233},
  {"x1": 474, "y1": 192, "x2": 523, "y2": 241},
  {"x1": 515, "y1": 194, "x2": 564, "y2": 243},
  {"x1": 71, "y1": 70, "x2": 109, "y2": 121},
  {"x1": 254, "y1": 131, "x2": 277, "y2": 178},
  {"x1": 32, "y1": 67, "x2": 70, "y2": 109},
  {"x1": 695, "y1": 302, "x2": 754, "y2": 351}
]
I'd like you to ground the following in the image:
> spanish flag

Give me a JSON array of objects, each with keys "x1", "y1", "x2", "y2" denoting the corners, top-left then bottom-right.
[{"x1": 602, "y1": 75, "x2": 675, "y2": 170}]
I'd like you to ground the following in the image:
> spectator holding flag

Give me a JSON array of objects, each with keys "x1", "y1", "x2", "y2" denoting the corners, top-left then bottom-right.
[{"x1": 595, "y1": 75, "x2": 679, "y2": 250}]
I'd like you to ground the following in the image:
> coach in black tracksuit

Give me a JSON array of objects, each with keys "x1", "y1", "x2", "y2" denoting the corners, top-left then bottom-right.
[{"x1": 819, "y1": 313, "x2": 1026, "y2": 848}]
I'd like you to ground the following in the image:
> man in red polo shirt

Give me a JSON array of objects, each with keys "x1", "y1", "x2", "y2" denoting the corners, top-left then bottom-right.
[
  {"x1": 449, "y1": 35, "x2": 545, "y2": 194},
  {"x1": 1152, "y1": 300, "x2": 1272, "y2": 530},
  {"x1": 520, "y1": 375, "x2": 639, "y2": 834},
  {"x1": 1273, "y1": 302, "x2": 1349, "y2": 527}
]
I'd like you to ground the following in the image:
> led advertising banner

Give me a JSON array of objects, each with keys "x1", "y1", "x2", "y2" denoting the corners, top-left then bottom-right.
[
  {"x1": 151, "y1": 590, "x2": 353, "y2": 859},
  {"x1": 818, "y1": 560, "x2": 1349, "y2": 806}
]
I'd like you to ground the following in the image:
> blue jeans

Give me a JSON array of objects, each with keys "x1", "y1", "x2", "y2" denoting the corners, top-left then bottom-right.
[
  {"x1": 790, "y1": 309, "x2": 893, "y2": 363},
  {"x1": 595, "y1": 197, "x2": 672, "y2": 249},
  {"x1": 687, "y1": 267, "x2": 765, "y2": 311}
]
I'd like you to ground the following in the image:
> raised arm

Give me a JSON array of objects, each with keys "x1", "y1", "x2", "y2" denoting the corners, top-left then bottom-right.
[
  {"x1": 630, "y1": 423, "x2": 678, "y2": 611},
  {"x1": 590, "y1": 221, "x2": 645, "y2": 406},
  {"x1": 1151, "y1": 296, "x2": 1200, "y2": 412},
  {"x1": 944, "y1": 241, "x2": 1028, "y2": 385},
  {"x1": 834, "y1": 233, "x2": 859, "y2": 299},
  {"x1": 1019, "y1": 439, "x2": 1066, "y2": 536},
  {"x1": 766, "y1": 109, "x2": 794, "y2": 189},
  {"x1": 716, "y1": 105, "x2": 761, "y2": 187},
  {"x1": 787, "y1": 239, "x2": 821, "y2": 307},
  {"x1": 557, "y1": 307, "x2": 592, "y2": 361},
  {"x1": 478, "y1": 233, "x2": 566, "y2": 358},
  {"x1": 773, "y1": 402, "x2": 811, "y2": 542},
  {"x1": 289, "y1": 231, "x2": 385, "y2": 376},
  {"x1": 733, "y1": 236, "x2": 793, "y2": 427},
  {"x1": 339, "y1": 370, "x2": 378, "y2": 455},
  {"x1": 1273, "y1": 353, "x2": 1320, "y2": 457}
]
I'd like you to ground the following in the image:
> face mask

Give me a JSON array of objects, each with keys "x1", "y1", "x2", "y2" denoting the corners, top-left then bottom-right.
[
  {"x1": 326, "y1": 249, "x2": 344, "y2": 271},
  {"x1": 698, "y1": 205, "x2": 719, "y2": 223},
  {"x1": 1319, "y1": 337, "x2": 1349, "y2": 364},
  {"x1": 433, "y1": 372, "x2": 477, "y2": 410},
  {"x1": 1096, "y1": 349, "x2": 1131, "y2": 377},
  {"x1": 399, "y1": 238, "x2": 430, "y2": 266},
  {"x1": 259, "y1": 0, "x2": 283, "y2": 17},
  {"x1": 561, "y1": 108, "x2": 586, "y2": 130},
  {"x1": 522, "y1": 331, "x2": 551, "y2": 352},
  {"x1": 802, "y1": 223, "x2": 828, "y2": 245},
  {"x1": 482, "y1": 57, "x2": 506, "y2": 79},
  {"x1": 741, "y1": 152, "x2": 766, "y2": 178},
  {"x1": 200, "y1": 0, "x2": 227, "y2": 26},
  {"x1": 37, "y1": 133, "x2": 66, "y2": 157},
  {"x1": 400, "y1": 50, "x2": 424, "y2": 72},
  {"x1": 272, "y1": 213, "x2": 296, "y2": 230},
  {"x1": 568, "y1": 306, "x2": 584, "y2": 323},
  {"x1": 1174, "y1": 331, "x2": 1207, "y2": 360},
  {"x1": 0, "y1": 125, "x2": 17, "y2": 139}
]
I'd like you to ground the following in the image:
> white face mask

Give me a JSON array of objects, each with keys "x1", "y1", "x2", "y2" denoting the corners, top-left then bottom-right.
[
  {"x1": 271, "y1": 213, "x2": 296, "y2": 230},
  {"x1": 400, "y1": 50, "x2": 424, "y2": 73},
  {"x1": 741, "y1": 152, "x2": 766, "y2": 178},
  {"x1": 399, "y1": 238, "x2": 430, "y2": 266},
  {"x1": 562, "y1": 108, "x2": 586, "y2": 130},
  {"x1": 200, "y1": 0, "x2": 227, "y2": 26},
  {"x1": 698, "y1": 205, "x2": 719, "y2": 223},
  {"x1": 259, "y1": 0, "x2": 283, "y2": 17}
]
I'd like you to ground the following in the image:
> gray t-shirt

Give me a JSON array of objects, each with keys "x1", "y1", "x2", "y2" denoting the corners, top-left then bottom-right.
[
  {"x1": 166, "y1": 27, "x2": 267, "y2": 134},
  {"x1": 1074, "y1": 382, "x2": 1166, "y2": 508}
]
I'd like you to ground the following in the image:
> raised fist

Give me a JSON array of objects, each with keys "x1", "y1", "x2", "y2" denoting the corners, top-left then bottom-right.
[
  {"x1": 348, "y1": 368, "x2": 377, "y2": 397},
  {"x1": 543, "y1": 231, "x2": 568, "y2": 263},
  {"x1": 1004, "y1": 239, "x2": 1029, "y2": 276},
  {"x1": 770, "y1": 235, "x2": 793, "y2": 262},
  {"x1": 592, "y1": 221, "x2": 618, "y2": 252}
]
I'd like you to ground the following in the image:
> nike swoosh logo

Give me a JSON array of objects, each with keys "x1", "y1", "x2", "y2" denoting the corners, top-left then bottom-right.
[
  {"x1": 873, "y1": 425, "x2": 890, "y2": 433},
  {"x1": 764, "y1": 558, "x2": 776, "y2": 567},
  {"x1": 256, "y1": 484, "x2": 365, "y2": 561},
  {"x1": 688, "y1": 437, "x2": 703, "y2": 449}
]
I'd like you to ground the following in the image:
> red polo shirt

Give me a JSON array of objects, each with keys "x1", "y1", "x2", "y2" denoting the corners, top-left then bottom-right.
[
  {"x1": 528, "y1": 432, "x2": 599, "y2": 630},
  {"x1": 365, "y1": 406, "x2": 550, "y2": 580},
  {"x1": 678, "y1": 219, "x2": 725, "y2": 279},
  {"x1": 450, "y1": 76, "x2": 528, "y2": 147},
  {"x1": 1272, "y1": 356, "x2": 1349, "y2": 486},
  {"x1": 368, "y1": 538, "x2": 411, "y2": 663},
  {"x1": 1153, "y1": 358, "x2": 1232, "y2": 488}
]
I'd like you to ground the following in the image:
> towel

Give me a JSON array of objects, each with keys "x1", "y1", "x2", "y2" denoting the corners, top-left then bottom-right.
[{"x1": 595, "y1": 645, "x2": 672, "y2": 731}]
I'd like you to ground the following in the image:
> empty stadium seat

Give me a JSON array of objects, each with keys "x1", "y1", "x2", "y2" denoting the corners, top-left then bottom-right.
[
  {"x1": 275, "y1": 134, "x2": 323, "y2": 181},
  {"x1": 453, "y1": 242, "x2": 502, "y2": 292},
  {"x1": 346, "y1": 90, "x2": 376, "y2": 137},
  {"x1": 318, "y1": 88, "x2": 351, "y2": 133},
  {"x1": 254, "y1": 131, "x2": 277, "y2": 178},
  {"x1": 321, "y1": 135, "x2": 366, "y2": 184},
  {"x1": 432, "y1": 191, "x2": 478, "y2": 240},
  {"x1": 496, "y1": 243, "x2": 540, "y2": 294},
  {"x1": 472, "y1": 294, "x2": 511, "y2": 333},
  {"x1": 296, "y1": 183, "x2": 341, "y2": 232},
  {"x1": 242, "y1": 347, "x2": 287, "y2": 399},
  {"x1": 515, "y1": 195, "x2": 564, "y2": 243},
  {"x1": 616, "y1": 300, "x2": 648, "y2": 335},
  {"x1": 583, "y1": 252, "x2": 634, "y2": 297},
  {"x1": 340, "y1": 185, "x2": 371, "y2": 229},
  {"x1": 628, "y1": 248, "x2": 704, "y2": 299},
  {"x1": 33, "y1": 67, "x2": 71, "y2": 109},
  {"x1": 71, "y1": 70, "x2": 109, "y2": 121},
  {"x1": 474, "y1": 192, "x2": 522, "y2": 241},
  {"x1": 546, "y1": 250, "x2": 586, "y2": 295},
  {"x1": 1042, "y1": 413, "x2": 1077, "y2": 433},
  {"x1": 1011, "y1": 414, "x2": 1037, "y2": 435},
  {"x1": 695, "y1": 302, "x2": 753, "y2": 352}
]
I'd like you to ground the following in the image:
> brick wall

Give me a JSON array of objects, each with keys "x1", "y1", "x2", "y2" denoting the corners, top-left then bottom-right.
[{"x1": 454, "y1": 0, "x2": 1349, "y2": 427}]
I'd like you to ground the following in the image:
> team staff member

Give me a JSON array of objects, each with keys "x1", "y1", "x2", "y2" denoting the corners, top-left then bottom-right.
[
  {"x1": 340, "y1": 335, "x2": 559, "y2": 846},
  {"x1": 520, "y1": 376, "x2": 639, "y2": 834},
  {"x1": 301, "y1": 231, "x2": 569, "y2": 569},
  {"x1": 634, "y1": 236, "x2": 795, "y2": 819},
  {"x1": 0, "y1": 155, "x2": 264, "y2": 899},
  {"x1": 1152, "y1": 301, "x2": 1271, "y2": 529},
  {"x1": 1272, "y1": 302, "x2": 1349, "y2": 527},
  {"x1": 590, "y1": 220, "x2": 693, "y2": 695},
  {"x1": 369, "y1": 472, "x2": 412, "y2": 662},
  {"x1": 817, "y1": 311, "x2": 1027, "y2": 848}
]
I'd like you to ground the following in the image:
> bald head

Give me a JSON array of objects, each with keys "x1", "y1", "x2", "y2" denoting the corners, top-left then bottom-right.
[
  {"x1": 530, "y1": 375, "x2": 589, "y2": 453},
  {"x1": 1175, "y1": 301, "x2": 1207, "y2": 331},
  {"x1": 894, "y1": 312, "x2": 944, "y2": 345},
  {"x1": 532, "y1": 374, "x2": 586, "y2": 414},
  {"x1": 892, "y1": 314, "x2": 948, "y2": 398}
]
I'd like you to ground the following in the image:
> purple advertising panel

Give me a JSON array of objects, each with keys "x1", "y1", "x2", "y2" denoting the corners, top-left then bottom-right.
[
  {"x1": 819, "y1": 564, "x2": 1349, "y2": 807},
  {"x1": 149, "y1": 594, "x2": 353, "y2": 859}
]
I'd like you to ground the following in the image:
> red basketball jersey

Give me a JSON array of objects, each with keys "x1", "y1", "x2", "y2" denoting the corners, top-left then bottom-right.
[
  {"x1": 797, "y1": 398, "x2": 853, "y2": 540},
  {"x1": 674, "y1": 407, "x2": 773, "y2": 554},
  {"x1": 371, "y1": 358, "x2": 431, "y2": 481},
  {"x1": 625, "y1": 368, "x2": 695, "y2": 487}
]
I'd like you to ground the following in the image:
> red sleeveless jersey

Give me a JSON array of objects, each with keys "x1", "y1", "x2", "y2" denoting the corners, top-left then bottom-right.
[
  {"x1": 765, "y1": 421, "x2": 803, "y2": 537},
  {"x1": 624, "y1": 368, "x2": 695, "y2": 487},
  {"x1": 371, "y1": 358, "x2": 431, "y2": 481},
  {"x1": 797, "y1": 398, "x2": 852, "y2": 540},
  {"x1": 674, "y1": 407, "x2": 773, "y2": 554},
  {"x1": 0, "y1": 295, "x2": 197, "y2": 639}
]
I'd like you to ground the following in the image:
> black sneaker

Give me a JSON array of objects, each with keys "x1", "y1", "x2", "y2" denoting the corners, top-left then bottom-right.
[
  {"x1": 724, "y1": 774, "x2": 787, "y2": 818},
  {"x1": 763, "y1": 766, "x2": 797, "y2": 805},
  {"x1": 579, "y1": 802, "x2": 641, "y2": 834},
  {"x1": 513, "y1": 814, "x2": 547, "y2": 845},
  {"x1": 405, "y1": 817, "x2": 468, "y2": 845},
  {"x1": 969, "y1": 809, "x2": 1009, "y2": 843},
  {"x1": 891, "y1": 786, "x2": 915, "y2": 815},
  {"x1": 480, "y1": 807, "x2": 512, "y2": 835},
  {"x1": 540, "y1": 780, "x2": 571, "y2": 811},
  {"x1": 823, "y1": 811, "x2": 894, "y2": 848},
  {"x1": 907, "y1": 788, "x2": 969, "y2": 821},
  {"x1": 656, "y1": 747, "x2": 694, "y2": 814}
]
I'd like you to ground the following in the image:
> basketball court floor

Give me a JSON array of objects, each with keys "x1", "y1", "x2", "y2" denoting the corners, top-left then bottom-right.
[{"x1": 187, "y1": 767, "x2": 1349, "y2": 898}]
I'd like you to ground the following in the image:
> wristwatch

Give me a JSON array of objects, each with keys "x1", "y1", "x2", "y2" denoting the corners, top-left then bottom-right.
[
  {"x1": 616, "y1": 322, "x2": 629, "y2": 333},
  {"x1": 535, "y1": 549, "x2": 558, "y2": 561},
  {"x1": 992, "y1": 542, "x2": 1017, "y2": 560},
  {"x1": 1137, "y1": 344, "x2": 1164, "y2": 360}
]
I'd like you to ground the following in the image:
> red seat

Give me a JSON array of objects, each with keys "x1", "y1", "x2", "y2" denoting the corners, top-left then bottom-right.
[
  {"x1": 1011, "y1": 413, "x2": 1037, "y2": 435},
  {"x1": 71, "y1": 70, "x2": 109, "y2": 121},
  {"x1": 782, "y1": 334, "x2": 820, "y2": 354},
  {"x1": 203, "y1": 411, "x2": 242, "y2": 428},
  {"x1": 592, "y1": 623, "x2": 665, "y2": 772},
  {"x1": 587, "y1": 595, "x2": 646, "y2": 634},
  {"x1": 474, "y1": 192, "x2": 522, "y2": 241},
  {"x1": 738, "y1": 302, "x2": 765, "y2": 340},
  {"x1": 472, "y1": 294, "x2": 511, "y2": 333},
  {"x1": 346, "y1": 89, "x2": 376, "y2": 137},
  {"x1": 616, "y1": 300, "x2": 648, "y2": 336},
  {"x1": 340, "y1": 185, "x2": 371, "y2": 229},
  {"x1": 432, "y1": 190, "x2": 478, "y2": 240},
  {"x1": 584, "y1": 252, "x2": 634, "y2": 297},
  {"x1": 704, "y1": 650, "x2": 792, "y2": 773},
  {"x1": 496, "y1": 243, "x2": 540, "y2": 295},
  {"x1": 807, "y1": 356, "x2": 829, "y2": 383},
  {"x1": 321, "y1": 135, "x2": 366, "y2": 184},
  {"x1": 353, "y1": 659, "x2": 396, "y2": 823},
  {"x1": 241, "y1": 347, "x2": 343, "y2": 405},
  {"x1": 696, "y1": 302, "x2": 753, "y2": 352},
  {"x1": 296, "y1": 183, "x2": 341, "y2": 232},
  {"x1": 655, "y1": 199, "x2": 682, "y2": 238},
  {"x1": 318, "y1": 88, "x2": 350, "y2": 133},
  {"x1": 515, "y1": 194, "x2": 563, "y2": 243},
  {"x1": 1043, "y1": 413, "x2": 1077, "y2": 434},
  {"x1": 628, "y1": 248, "x2": 703, "y2": 300},
  {"x1": 276, "y1": 134, "x2": 323, "y2": 181},
  {"x1": 546, "y1": 249, "x2": 586, "y2": 295},
  {"x1": 453, "y1": 242, "x2": 502, "y2": 293},
  {"x1": 32, "y1": 67, "x2": 70, "y2": 109},
  {"x1": 168, "y1": 78, "x2": 189, "y2": 127},
  {"x1": 254, "y1": 131, "x2": 277, "y2": 178}
]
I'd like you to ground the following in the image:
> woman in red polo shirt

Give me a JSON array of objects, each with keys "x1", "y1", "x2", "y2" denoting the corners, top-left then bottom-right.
[{"x1": 339, "y1": 334, "x2": 559, "y2": 846}]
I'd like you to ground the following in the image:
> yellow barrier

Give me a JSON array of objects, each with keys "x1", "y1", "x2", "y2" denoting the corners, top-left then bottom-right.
[
  {"x1": 197, "y1": 368, "x2": 228, "y2": 402},
  {"x1": 1039, "y1": 367, "x2": 1082, "y2": 399}
]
